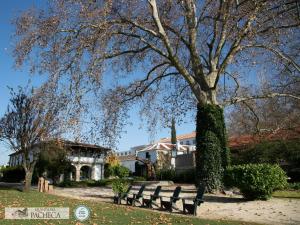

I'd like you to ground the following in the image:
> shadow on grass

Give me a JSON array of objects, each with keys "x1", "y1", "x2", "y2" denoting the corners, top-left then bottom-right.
[{"x1": 0, "y1": 182, "x2": 24, "y2": 192}]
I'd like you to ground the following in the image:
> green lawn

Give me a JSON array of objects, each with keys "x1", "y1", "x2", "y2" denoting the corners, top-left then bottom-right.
[
  {"x1": 0, "y1": 187, "x2": 261, "y2": 225},
  {"x1": 272, "y1": 190, "x2": 300, "y2": 199}
]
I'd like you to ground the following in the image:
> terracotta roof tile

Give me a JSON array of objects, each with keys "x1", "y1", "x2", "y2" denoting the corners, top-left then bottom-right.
[
  {"x1": 159, "y1": 131, "x2": 196, "y2": 143},
  {"x1": 118, "y1": 155, "x2": 136, "y2": 161},
  {"x1": 157, "y1": 127, "x2": 300, "y2": 149},
  {"x1": 229, "y1": 127, "x2": 300, "y2": 149}
]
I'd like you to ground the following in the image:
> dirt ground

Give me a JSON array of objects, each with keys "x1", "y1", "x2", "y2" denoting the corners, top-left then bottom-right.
[{"x1": 51, "y1": 184, "x2": 300, "y2": 225}]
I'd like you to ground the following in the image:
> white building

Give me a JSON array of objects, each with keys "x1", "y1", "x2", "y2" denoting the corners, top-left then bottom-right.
[
  {"x1": 116, "y1": 132, "x2": 196, "y2": 174},
  {"x1": 137, "y1": 142, "x2": 192, "y2": 169},
  {"x1": 116, "y1": 145, "x2": 148, "y2": 173},
  {"x1": 8, "y1": 140, "x2": 110, "y2": 181},
  {"x1": 159, "y1": 131, "x2": 196, "y2": 146}
]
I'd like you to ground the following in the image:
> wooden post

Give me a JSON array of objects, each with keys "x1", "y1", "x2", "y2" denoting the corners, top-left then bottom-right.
[
  {"x1": 44, "y1": 180, "x2": 49, "y2": 193},
  {"x1": 38, "y1": 177, "x2": 45, "y2": 192},
  {"x1": 48, "y1": 185, "x2": 53, "y2": 192}
]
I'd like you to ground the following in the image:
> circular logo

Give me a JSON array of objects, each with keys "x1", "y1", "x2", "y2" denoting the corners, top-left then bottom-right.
[{"x1": 74, "y1": 205, "x2": 90, "y2": 221}]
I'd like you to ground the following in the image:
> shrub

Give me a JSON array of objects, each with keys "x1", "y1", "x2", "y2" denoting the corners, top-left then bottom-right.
[
  {"x1": 0, "y1": 166, "x2": 25, "y2": 183},
  {"x1": 224, "y1": 164, "x2": 288, "y2": 200},
  {"x1": 230, "y1": 139, "x2": 300, "y2": 182},
  {"x1": 156, "y1": 168, "x2": 176, "y2": 181},
  {"x1": 104, "y1": 163, "x2": 114, "y2": 178},
  {"x1": 132, "y1": 176, "x2": 146, "y2": 182},
  {"x1": 288, "y1": 182, "x2": 300, "y2": 190},
  {"x1": 115, "y1": 166, "x2": 130, "y2": 178},
  {"x1": 111, "y1": 179, "x2": 129, "y2": 194},
  {"x1": 104, "y1": 164, "x2": 130, "y2": 178}
]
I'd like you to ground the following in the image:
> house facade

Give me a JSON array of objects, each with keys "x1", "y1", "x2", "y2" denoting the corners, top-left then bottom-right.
[
  {"x1": 117, "y1": 134, "x2": 196, "y2": 174},
  {"x1": 159, "y1": 131, "x2": 196, "y2": 146},
  {"x1": 8, "y1": 140, "x2": 110, "y2": 181},
  {"x1": 116, "y1": 145, "x2": 148, "y2": 173}
]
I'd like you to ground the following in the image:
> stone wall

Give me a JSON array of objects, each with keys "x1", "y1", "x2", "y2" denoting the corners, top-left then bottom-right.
[{"x1": 175, "y1": 153, "x2": 195, "y2": 172}]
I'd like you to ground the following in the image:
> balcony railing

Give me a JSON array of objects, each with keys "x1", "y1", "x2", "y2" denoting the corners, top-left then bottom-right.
[{"x1": 68, "y1": 156, "x2": 104, "y2": 164}]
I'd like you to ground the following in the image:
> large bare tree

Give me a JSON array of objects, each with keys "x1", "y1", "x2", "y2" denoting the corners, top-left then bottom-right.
[
  {"x1": 13, "y1": 0, "x2": 300, "y2": 191},
  {"x1": 0, "y1": 87, "x2": 65, "y2": 191}
]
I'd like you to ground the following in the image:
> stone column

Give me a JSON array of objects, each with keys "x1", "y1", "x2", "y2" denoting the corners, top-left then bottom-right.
[
  {"x1": 101, "y1": 164, "x2": 104, "y2": 179},
  {"x1": 59, "y1": 174, "x2": 64, "y2": 183},
  {"x1": 75, "y1": 166, "x2": 81, "y2": 181},
  {"x1": 91, "y1": 166, "x2": 95, "y2": 180}
]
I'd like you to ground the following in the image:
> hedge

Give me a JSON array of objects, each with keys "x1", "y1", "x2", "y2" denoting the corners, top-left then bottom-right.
[
  {"x1": 0, "y1": 166, "x2": 25, "y2": 183},
  {"x1": 224, "y1": 164, "x2": 288, "y2": 200}
]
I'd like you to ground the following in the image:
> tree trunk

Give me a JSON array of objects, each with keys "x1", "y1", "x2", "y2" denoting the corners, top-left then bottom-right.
[
  {"x1": 23, "y1": 169, "x2": 34, "y2": 192},
  {"x1": 195, "y1": 103, "x2": 230, "y2": 192}
]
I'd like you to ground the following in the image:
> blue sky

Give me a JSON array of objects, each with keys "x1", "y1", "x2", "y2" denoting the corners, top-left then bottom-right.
[{"x1": 0, "y1": 1, "x2": 195, "y2": 165}]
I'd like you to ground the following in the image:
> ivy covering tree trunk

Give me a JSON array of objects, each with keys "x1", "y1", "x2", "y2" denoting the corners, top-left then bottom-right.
[
  {"x1": 24, "y1": 168, "x2": 34, "y2": 192},
  {"x1": 195, "y1": 104, "x2": 230, "y2": 192}
]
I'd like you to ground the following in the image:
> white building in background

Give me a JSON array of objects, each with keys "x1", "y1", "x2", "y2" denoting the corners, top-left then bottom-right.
[
  {"x1": 8, "y1": 140, "x2": 110, "y2": 181},
  {"x1": 116, "y1": 132, "x2": 196, "y2": 174},
  {"x1": 116, "y1": 145, "x2": 148, "y2": 173},
  {"x1": 137, "y1": 142, "x2": 193, "y2": 169},
  {"x1": 159, "y1": 131, "x2": 196, "y2": 146}
]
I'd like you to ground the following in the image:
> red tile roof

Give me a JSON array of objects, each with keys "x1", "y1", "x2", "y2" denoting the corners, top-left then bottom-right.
[
  {"x1": 159, "y1": 131, "x2": 196, "y2": 143},
  {"x1": 157, "y1": 127, "x2": 300, "y2": 149},
  {"x1": 229, "y1": 127, "x2": 300, "y2": 149},
  {"x1": 117, "y1": 155, "x2": 136, "y2": 161}
]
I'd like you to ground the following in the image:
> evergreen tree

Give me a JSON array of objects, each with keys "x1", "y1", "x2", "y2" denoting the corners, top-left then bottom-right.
[{"x1": 171, "y1": 118, "x2": 177, "y2": 145}]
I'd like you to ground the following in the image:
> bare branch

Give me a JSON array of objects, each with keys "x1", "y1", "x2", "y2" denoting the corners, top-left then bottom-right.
[
  {"x1": 241, "y1": 44, "x2": 300, "y2": 72},
  {"x1": 223, "y1": 92, "x2": 300, "y2": 106}
]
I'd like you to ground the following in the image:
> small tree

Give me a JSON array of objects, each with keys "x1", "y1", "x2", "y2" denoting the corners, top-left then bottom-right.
[
  {"x1": 0, "y1": 87, "x2": 65, "y2": 191},
  {"x1": 35, "y1": 140, "x2": 72, "y2": 184}
]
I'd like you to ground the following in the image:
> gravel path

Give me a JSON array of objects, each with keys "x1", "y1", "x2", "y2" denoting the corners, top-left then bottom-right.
[{"x1": 51, "y1": 185, "x2": 300, "y2": 225}]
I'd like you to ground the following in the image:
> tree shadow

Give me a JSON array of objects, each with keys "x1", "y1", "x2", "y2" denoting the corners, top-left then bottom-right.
[{"x1": 203, "y1": 195, "x2": 246, "y2": 203}]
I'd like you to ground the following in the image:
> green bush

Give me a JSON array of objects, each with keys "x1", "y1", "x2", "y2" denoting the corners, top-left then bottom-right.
[
  {"x1": 230, "y1": 139, "x2": 300, "y2": 182},
  {"x1": 104, "y1": 163, "x2": 115, "y2": 178},
  {"x1": 111, "y1": 179, "x2": 129, "y2": 194},
  {"x1": 288, "y1": 182, "x2": 300, "y2": 190},
  {"x1": 132, "y1": 176, "x2": 146, "y2": 182},
  {"x1": 224, "y1": 164, "x2": 288, "y2": 200},
  {"x1": 0, "y1": 166, "x2": 25, "y2": 183},
  {"x1": 115, "y1": 166, "x2": 130, "y2": 178},
  {"x1": 156, "y1": 168, "x2": 176, "y2": 181},
  {"x1": 104, "y1": 164, "x2": 130, "y2": 178}
]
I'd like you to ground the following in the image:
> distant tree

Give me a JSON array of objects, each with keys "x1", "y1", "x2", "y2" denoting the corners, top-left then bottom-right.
[
  {"x1": 0, "y1": 87, "x2": 65, "y2": 191},
  {"x1": 13, "y1": 0, "x2": 300, "y2": 191},
  {"x1": 171, "y1": 118, "x2": 177, "y2": 145}
]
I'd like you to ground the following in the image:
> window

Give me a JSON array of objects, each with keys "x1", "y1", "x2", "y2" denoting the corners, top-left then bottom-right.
[
  {"x1": 145, "y1": 152, "x2": 151, "y2": 159},
  {"x1": 186, "y1": 140, "x2": 190, "y2": 145},
  {"x1": 193, "y1": 140, "x2": 196, "y2": 144},
  {"x1": 180, "y1": 141, "x2": 183, "y2": 145}
]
